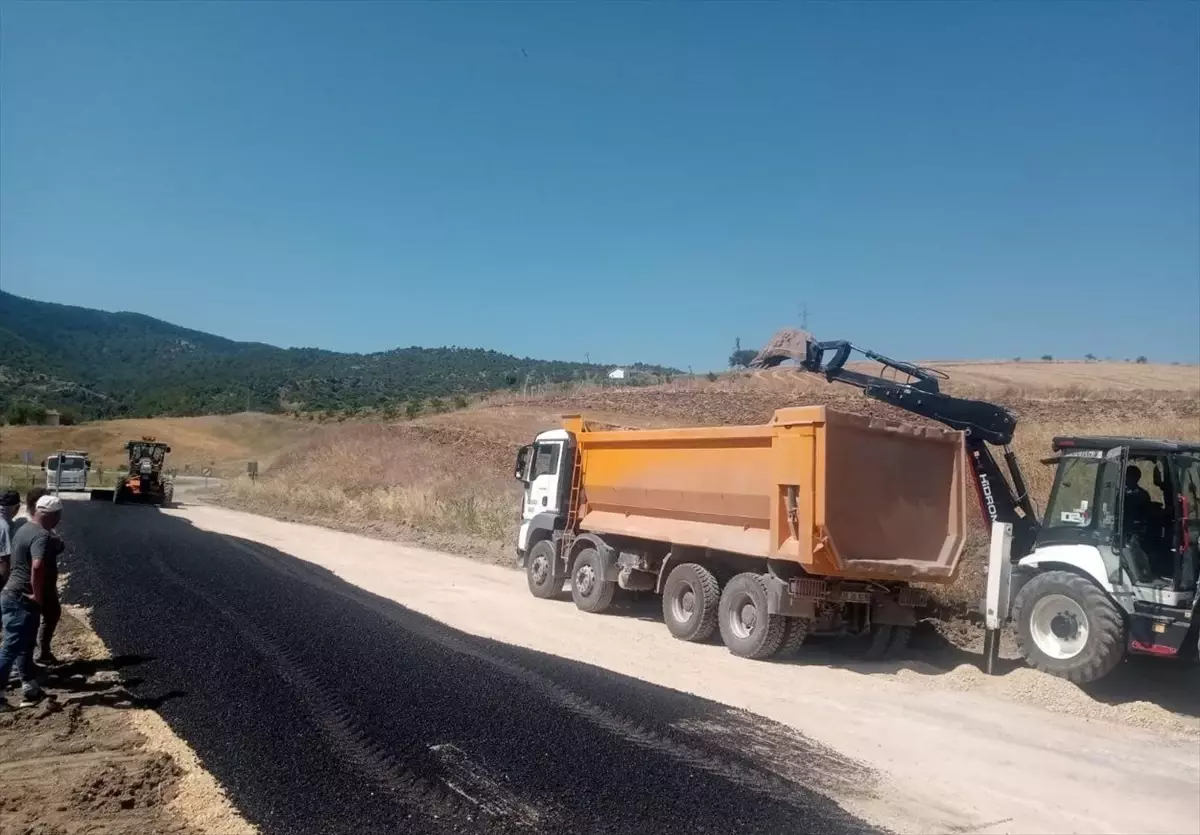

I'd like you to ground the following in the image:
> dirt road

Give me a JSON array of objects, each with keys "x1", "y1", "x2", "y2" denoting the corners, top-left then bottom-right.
[{"x1": 58, "y1": 498, "x2": 1199, "y2": 835}]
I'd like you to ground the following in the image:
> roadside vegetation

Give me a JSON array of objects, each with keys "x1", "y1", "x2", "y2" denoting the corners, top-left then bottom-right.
[{"x1": 215, "y1": 365, "x2": 1199, "y2": 610}]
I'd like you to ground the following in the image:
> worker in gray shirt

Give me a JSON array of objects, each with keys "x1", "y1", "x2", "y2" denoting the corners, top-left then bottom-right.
[
  {"x1": 0, "y1": 490, "x2": 19, "y2": 588},
  {"x1": 0, "y1": 493, "x2": 61, "y2": 709}
]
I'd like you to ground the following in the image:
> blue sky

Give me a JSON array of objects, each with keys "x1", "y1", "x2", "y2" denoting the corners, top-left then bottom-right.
[{"x1": 2, "y1": 2, "x2": 1197, "y2": 370}]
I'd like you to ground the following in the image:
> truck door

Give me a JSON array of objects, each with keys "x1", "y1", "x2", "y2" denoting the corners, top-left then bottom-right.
[{"x1": 525, "y1": 440, "x2": 565, "y2": 519}]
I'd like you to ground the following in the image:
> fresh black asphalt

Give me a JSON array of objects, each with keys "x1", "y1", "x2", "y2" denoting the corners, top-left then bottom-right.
[{"x1": 58, "y1": 502, "x2": 887, "y2": 835}]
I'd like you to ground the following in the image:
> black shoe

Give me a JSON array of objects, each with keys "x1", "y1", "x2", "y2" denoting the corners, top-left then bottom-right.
[{"x1": 35, "y1": 652, "x2": 60, "y2": 666}]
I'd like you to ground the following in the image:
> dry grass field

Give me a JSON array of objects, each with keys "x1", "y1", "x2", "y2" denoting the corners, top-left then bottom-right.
[
  {"x1": 218, "y1": 361, "x2": 1200, "y2": 604},
  {"x1": 0, "y1": 412, "x2": 317, "y2": 478},
  {"x1": 7, "y1": 361, "x2": 1195, "y2": 604}
]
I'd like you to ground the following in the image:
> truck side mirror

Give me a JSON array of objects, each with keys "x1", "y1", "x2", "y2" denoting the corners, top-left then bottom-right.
[{"x1": 514, "y1": 445, "x2": 533, "y2": 483}]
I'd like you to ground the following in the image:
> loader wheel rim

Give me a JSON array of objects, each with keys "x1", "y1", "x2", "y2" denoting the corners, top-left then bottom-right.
[
  {"x1": 727, "y1": 592, "x2": 758, "y2": 639},
  {"x1": 670, "y1": 587, "x2": 696, "y2": 623},
  {"x1": 575, "y1": 564, "x2": 596, "y2": 597},
  {"x1": 1029, "y1": 594, "x2": 1088, "y2": 660},
  {"x1": 530, "y1": 555, "x2": 550, "y2": 586}
]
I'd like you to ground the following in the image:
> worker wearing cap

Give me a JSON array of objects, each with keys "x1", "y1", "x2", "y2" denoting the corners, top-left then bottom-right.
[
  {"x1": 21, "y1": 488, "x2": 63, "y2": 665},
  {"x1": 0, "y1": 490, "x2": 20, "y2": 589},
  {"x1": 0, "y1": 494, "x2": 62, "y2": 708}
]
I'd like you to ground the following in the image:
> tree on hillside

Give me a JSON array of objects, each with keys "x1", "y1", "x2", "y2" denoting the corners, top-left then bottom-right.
[
  {"x1": 1084, "y1": 353, "x2": 1097, "y2": 361},
  {"x1": 728, "y1": 337, "x2": 758, "y2": 369},
  {"x1": 1135, "y1": 356, "x2": 1148, "y2": 364},
  {"x1": 1041, "y1": 354, "x2": 1053, "y2": 361}
]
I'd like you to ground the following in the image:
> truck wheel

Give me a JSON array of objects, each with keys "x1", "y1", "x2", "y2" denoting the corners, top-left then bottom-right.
[
  {"x1": 779, "y1": 617, "x2": 811, "y2": 655},
  {"x1": 526, "y1": 540, "x2": 565, "y2": 600},
  {"x1": 662, "y1": 563, "x2": 720, "y2": 642},
  {"x1": 1012, "y1": 570, "x2": 1125, "y2": 684},
  {"x1": 571, "y1": 547, "x2": 616, "y2": 614},
  {"x1": 864, "y1": 624, "x2": 893, "y2": 660},
  {"x1": 889, "y1": 625, "x2": 913, "y2": 657},
  {"x1": 718, "y1": 573, "x2": 787, "y2": 659}
]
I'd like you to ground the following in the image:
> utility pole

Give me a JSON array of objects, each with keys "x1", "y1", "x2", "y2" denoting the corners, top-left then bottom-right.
[{"x1": 799, "y1": 303, "x2": 809, "y2": 331}]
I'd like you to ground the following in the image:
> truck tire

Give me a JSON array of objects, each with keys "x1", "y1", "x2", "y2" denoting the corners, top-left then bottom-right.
[
  {"x1": 718, "y1": 573, "x2": 787, "y2": 660},
  {"x1": 662, "y1": 563, "x2": 720, "y2": 642},
  {"x1": 526, "y1": 540, "x2": 565, "y2": 599},
  {"x1": 779, "y1": 616, "x2": 811, "y2": 656},
  {"x1": 571, "y1": 547, "x2": 616, "y2": 614},
  {"x1": 1012, "y1": 570, "x2": 1125, "y2": 684},
  {"x1": 889, "y1": 625, "x2": 913, "y2": 657},
  {"x1": 864, "y1": 624, "x2": 893, "y2": 660}
]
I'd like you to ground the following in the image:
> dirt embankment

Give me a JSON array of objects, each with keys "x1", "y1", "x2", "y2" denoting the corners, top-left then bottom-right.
[{"x1": 0, "y1": 605, "x2": 254, "y2": 835}]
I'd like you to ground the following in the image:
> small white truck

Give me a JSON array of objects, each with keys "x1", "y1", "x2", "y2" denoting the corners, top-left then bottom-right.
[{"x1": 44, "y1": 450, "x2": 90, "y2": 492}]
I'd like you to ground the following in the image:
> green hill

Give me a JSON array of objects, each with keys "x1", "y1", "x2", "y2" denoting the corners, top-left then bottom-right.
[{"x1": 0, "y1": 292, "x2": 676, "y2": 421}]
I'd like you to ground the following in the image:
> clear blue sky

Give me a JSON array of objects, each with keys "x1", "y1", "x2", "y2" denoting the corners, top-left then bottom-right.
[{"x1": 2, "y1": 2, "x2": 1197, "y2": 369}]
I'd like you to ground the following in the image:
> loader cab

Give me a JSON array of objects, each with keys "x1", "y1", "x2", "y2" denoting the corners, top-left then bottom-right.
[{"x1": 1039, "y1": 438, "x2": 1200, "y2": 608}]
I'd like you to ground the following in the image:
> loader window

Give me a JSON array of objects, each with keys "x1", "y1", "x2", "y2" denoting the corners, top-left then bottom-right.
[
  {"x1": 1044, "y1": 456, "x2": 1102, "y2": 529},
  {"x1": 532, "y1": 442, "x2": 561, "y2": 478}
]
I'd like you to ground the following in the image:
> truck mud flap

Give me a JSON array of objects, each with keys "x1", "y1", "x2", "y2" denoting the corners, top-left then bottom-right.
[{"x1": 764, "y1": 574, "x2": 816, "y2": 619}]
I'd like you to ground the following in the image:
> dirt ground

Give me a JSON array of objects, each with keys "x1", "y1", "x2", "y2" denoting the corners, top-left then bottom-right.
[{"x1": 0, "y1": 603, "x2": 254, "y2": 835}]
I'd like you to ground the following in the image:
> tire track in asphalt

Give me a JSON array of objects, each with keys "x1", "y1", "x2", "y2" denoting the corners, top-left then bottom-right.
[
  {"x1": 59, "y1": 503, "x2": 886, "y2": 835},
  {"x1": 222, "y1": 535, "x2": 876, "y2": 812}
]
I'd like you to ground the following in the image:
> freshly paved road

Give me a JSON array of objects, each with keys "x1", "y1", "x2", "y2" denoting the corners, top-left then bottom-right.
[{"x1": 59, "y1": 502, "x2": 884, "y2": 835}]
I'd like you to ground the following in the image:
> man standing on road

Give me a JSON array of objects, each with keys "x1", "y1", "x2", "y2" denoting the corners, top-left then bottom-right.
[
  {"x1": 0, "y1": 494, "x2": 61, "y2": 708},
  {"x1": 0, "y1": 490, "x2": 20, "y2": 588},
  {"x1": 21, "y1": 488, "x2": 63, "y2": 665}
]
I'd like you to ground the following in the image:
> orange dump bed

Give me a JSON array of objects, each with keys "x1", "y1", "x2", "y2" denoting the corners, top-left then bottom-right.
[{"x1": 565, "y1": 406, "x2": 968, "y2": 583}]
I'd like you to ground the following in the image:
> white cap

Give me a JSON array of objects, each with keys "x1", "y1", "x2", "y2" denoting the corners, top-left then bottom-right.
[{"x1": 36, "y1": 495, "x2": 64, "y2": 513}]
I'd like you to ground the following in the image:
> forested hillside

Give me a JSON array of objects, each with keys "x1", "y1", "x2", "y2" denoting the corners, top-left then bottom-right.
[{"x1": 0, "y1": 292, "x2": 674, "y2": 421}]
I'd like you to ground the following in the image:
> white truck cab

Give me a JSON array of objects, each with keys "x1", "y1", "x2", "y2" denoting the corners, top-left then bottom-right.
[
  {"x1": 514, "y1": 429, "x2": 571, "y2": 555},
  {"x1": 44, "y1": 451, "x2": 90, "y2": 492}
]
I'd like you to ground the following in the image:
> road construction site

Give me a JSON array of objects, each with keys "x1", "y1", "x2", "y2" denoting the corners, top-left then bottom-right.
[{"x1": 30, "y1": 486, "x2": 1199, "y2": 835}]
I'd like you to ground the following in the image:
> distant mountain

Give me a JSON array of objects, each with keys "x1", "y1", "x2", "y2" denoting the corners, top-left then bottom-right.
[{"x1": 0, "y1": 292, "x2": 676, "y2": 421}]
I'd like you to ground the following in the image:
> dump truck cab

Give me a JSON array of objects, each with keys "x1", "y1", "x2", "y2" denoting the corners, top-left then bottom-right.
[
  {"x1": 515, "y1": 429, "x2": 577, "y2": 562},
  {"x1": 1005, "y1": 437, "x2": 1200, "y2": 679}
]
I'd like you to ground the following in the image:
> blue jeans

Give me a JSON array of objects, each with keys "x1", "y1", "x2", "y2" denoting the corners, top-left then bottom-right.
[{"x1": 0, "y1": 591, "x2": 41, "y2": 692}]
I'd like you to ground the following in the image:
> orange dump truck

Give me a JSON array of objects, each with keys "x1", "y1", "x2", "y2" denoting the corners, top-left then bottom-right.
[{"x1": 514, "y1": 406, "x2": 968, "y2": 659}]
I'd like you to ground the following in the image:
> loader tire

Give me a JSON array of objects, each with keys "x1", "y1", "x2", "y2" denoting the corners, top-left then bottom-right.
[
  {"x1": 718, "y1": 573, "x2": 787, "y2": 660},
  {"x1": 662, "y1": 563, "x2": 720, "y2": 643},
  {"x1": 570, "y1": 547, "x2": 616, "y2": 614},
  {"x1": 1012, "y1": 570, "x2": 1125, "y2": 684},
  {"x1": 526, "y1": 540, "x2": 564, "y2": 600},
  {"x1": 779, "y1": 616, "x2": 811, "y2": 656}
]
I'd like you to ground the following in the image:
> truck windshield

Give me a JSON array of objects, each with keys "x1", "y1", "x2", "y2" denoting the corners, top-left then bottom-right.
[
  {"x1": 1044, "y1": 455, "x2": 1103, "y2": 530},
  {"x1": 47, "y1": 457, "x2": 87, "y2": 471}
]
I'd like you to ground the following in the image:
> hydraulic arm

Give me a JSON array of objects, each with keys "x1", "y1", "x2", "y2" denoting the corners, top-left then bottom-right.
[{"x1": 753, "y1": 335, "x2": 1042, "y2": 557}]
